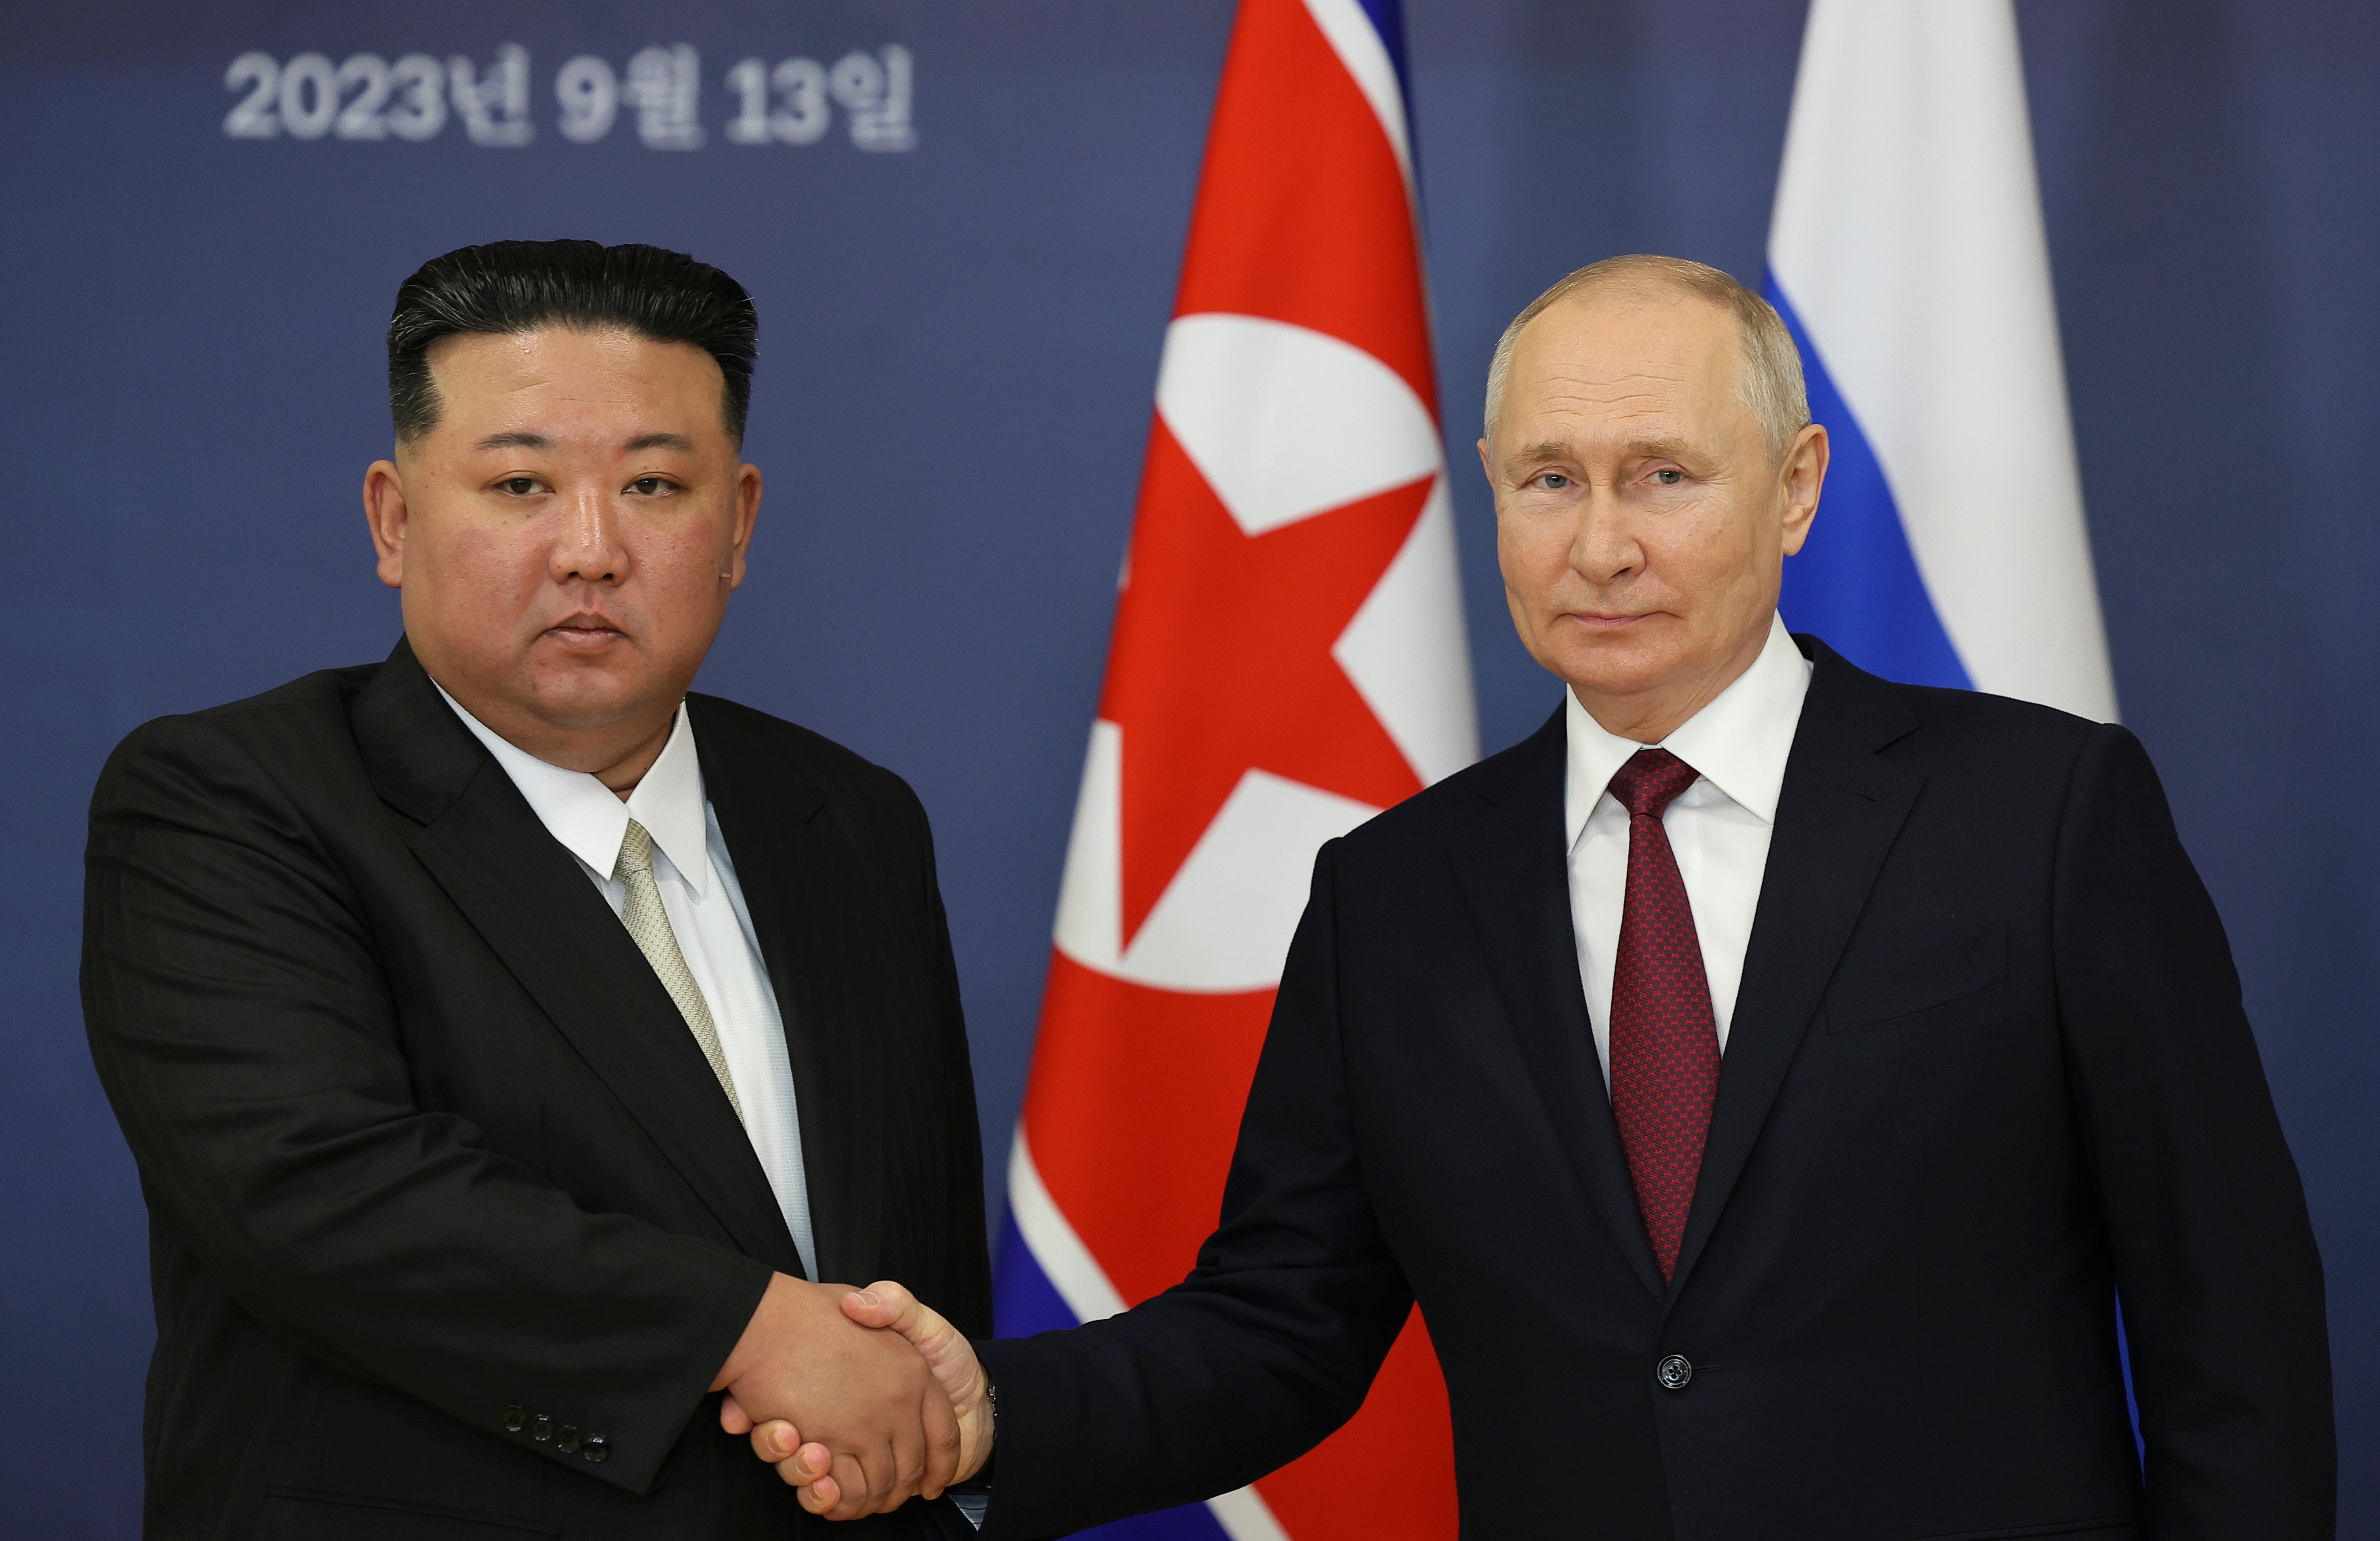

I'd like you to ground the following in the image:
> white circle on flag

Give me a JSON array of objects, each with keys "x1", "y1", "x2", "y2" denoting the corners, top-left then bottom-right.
[{"x1": 1155, "y1": 313, "x2": 1441, "y2": 536}]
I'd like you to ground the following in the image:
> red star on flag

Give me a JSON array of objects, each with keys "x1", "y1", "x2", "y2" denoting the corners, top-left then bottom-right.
[{"x1": 1100, "y1": 416, "x2": 1430, "y2": 946}]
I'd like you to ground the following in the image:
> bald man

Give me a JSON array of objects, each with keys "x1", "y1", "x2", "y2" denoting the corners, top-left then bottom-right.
[{"x1": 764, "y1": 256, "x2": 2334, "y2": 1539}]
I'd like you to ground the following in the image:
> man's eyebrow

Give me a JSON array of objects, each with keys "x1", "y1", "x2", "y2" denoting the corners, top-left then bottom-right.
[
  {"x1": 1510, "y1": 435, "x2": 1699, "y2": 463},
  {"x1": 624, "y1": 432, "x2": 697, "y2": 453},
  {"x1": 1624, "y1": 435, "x2": 1698, "y2": 462},
  {"x1": 473, "y1": 431, "x2": 549, "y2": 451}
]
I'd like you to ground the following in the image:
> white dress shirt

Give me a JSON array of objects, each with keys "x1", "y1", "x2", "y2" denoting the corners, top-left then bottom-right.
[
  {"x1": 1564, "y1": 613, "x2": 1813, "y2": 1086},
  {"x1": 435, "y1": 685, "x2": 819, "y2": 1281}
]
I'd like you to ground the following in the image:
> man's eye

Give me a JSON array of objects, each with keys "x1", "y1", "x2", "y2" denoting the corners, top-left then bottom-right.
[
  {"x1": 1535, "y1": 473, "x2": 1572, "y2": 490},
  {"x1": 1650, "y1": 468, "x2": 1684, "y2": 486},
  {"x1": 628, "y1": 477, "x2": 672, "y2": 495},
  {"x1": 498, "y1": 477, "x2": 541, "y2": 496}
]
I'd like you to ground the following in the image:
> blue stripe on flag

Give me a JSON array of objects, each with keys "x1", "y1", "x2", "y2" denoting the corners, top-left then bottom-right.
[
  {"x1": 992, "y1": 1206, "x2": 1079, "y2": 1339},
  {"x1": 1764, "y1": 276, "x2": 1973, "y2": 691},
  {"x1": 990, "y1": 1209, "x2": 1234, "y2": 1541},
  {"x1": 1352, "y1": 0, "x2": 1410, "y2": 90}
]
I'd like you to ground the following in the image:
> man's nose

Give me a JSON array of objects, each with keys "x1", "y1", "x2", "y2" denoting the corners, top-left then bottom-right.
[
  {"x1": 552, "y1": 487, "x2": 628, "y2": 584},
  {"x1": 1568, "y1": 485, "x2": 1642, "y2": 584}
]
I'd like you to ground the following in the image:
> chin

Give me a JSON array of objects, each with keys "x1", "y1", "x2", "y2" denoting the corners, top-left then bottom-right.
[
  {"x1": 525, "y1": 671, "x2": 650, "y2": 730},
  {"x1": 1544, "y1": 635, "x2": 1668, "y2": 699}
]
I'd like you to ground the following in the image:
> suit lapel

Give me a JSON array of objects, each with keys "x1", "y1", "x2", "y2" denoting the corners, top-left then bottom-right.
[
  {"x1": 1453, "y1": 708, "x2": 1667, "y2": 1301},
  {"x1": 690, "y1": 698, "x2": 883, "y2": 1290},
  {"x1": 1665, "y1": 640, "x2": 1922, "y2": 1297},
  {"x1": 353, "y1": 643, "x2": 803, "y2": 1274}
]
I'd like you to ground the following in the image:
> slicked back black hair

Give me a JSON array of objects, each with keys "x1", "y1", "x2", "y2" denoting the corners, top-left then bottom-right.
[{"x1": 388, "y1": 240, "x2": 758, "y2": 444}]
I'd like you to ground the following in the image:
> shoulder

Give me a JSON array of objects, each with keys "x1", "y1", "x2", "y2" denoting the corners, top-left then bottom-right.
[
  {"x1": 1792, "y1": 643, "x2": 2172, "y2": 853},
  {"x1": 96, "y1": 662, "x2": 382, "y2": 811},
  {"x1": 1897, "y1": 679, "x2": 2103, "y2": 756},
  {"x1": 1873, "y1": 678, "x2": 2146, "y2": 807},
  {"x1": 1799, "y1": 636, "x2": 2123, "y2": 783},
  {"x1": 1330, "y1": 711, "x2": 1562, "y2": 864},
  {"x1": 685, "y1": 692, "x2": 926, "y2": 822}
]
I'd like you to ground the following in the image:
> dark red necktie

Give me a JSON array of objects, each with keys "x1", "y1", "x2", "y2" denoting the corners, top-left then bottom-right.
[{"x1": 1606, "y1": 748, "x2": 1722, "y2": 1284}]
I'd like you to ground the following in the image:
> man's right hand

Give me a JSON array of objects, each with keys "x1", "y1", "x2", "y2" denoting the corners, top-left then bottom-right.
[
  {"x1": 739, "y1": 1280, "x2": 994, "y2": 1519},
  {"x1": 710, "y1": 1273, "x2": 960, "y2": 1516}
]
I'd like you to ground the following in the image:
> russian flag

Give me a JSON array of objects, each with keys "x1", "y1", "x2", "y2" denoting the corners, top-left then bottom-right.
[
  {"x1": 992, "y1": 1, "x2": 1474, "y2": 1537},
  {"x1": 1768, "y1": 0, "x2": 2118, "y2": 719}
]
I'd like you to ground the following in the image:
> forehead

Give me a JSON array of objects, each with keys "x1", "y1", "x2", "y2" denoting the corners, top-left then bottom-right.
[
  {"x1": 424, "y1": 327, "x2": 725, "y2": 429},
  {"x1": 1500, "y1": 290, "x2": 1744, "y2": 442}
]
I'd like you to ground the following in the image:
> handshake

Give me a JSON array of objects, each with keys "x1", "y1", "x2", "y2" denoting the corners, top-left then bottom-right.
[{"x1": 709, "y1": 1274, "x2": 992, "y2": 1520}]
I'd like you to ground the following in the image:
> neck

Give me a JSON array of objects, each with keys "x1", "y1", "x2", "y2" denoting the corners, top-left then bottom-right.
[{"x1": 589, "y1": 717, "x2": 676, "y2": 799}]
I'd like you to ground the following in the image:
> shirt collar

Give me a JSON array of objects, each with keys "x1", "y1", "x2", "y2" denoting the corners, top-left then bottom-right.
[
  {"x1": 1563, "y1": 612, "x2": 1814, "y2": 850},
  {"x1": 432, "y1": 683, "x2": 710, "y2": 896}
]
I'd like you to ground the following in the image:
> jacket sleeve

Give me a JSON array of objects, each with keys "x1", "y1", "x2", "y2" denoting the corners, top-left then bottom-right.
[
  {"x1": 2051, "y1": 723, "x2": 2334, "y2": 1534},
  {"x1": 975, "y1": 838, "x2": 1414, "y2": 1540},
  {"x1": 81, "y1": 712, "x2": 771, "y2": 1496}
]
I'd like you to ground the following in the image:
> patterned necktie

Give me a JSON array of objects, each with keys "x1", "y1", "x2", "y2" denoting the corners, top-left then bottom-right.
[
  {"x1": 613, "y1": 818, "x2": 743, "y2": 1122},
  {"x1": 1605, "y1": 748, "x2": 1722, "y2": 1284}
]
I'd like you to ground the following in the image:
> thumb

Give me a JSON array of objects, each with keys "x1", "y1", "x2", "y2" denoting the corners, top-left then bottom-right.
[
  {"x1": 841, "y1": 1279, "x2": 947, "y2": 1348},
  {"x1": 848, "y1": 1280, "x2": 984, "y2": 1417}
]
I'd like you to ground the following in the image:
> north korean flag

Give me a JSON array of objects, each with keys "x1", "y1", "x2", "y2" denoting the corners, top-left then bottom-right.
[{"x1": 992, "y1": 2, "x2": 1475, "y2": 1537}]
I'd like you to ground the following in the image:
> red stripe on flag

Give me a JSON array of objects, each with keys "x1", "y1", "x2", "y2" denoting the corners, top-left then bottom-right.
[
  {"x1": 1258, "y1": 1309, "x2": 1459, "y2": 1540},
  {"x1": 1173, "y1": 0, "x2": 1437, "y2": 412},
  {"x1": 1023, "y1": 950, "x2": 1273, "y2": 1306}
]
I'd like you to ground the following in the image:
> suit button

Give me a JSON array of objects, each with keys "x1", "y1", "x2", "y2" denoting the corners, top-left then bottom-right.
[
  {"x1": 583, "y1": 1434, "x2": 609, "y2": 1464},
  {"x1": 532, "y1": 1413, "x2": 554, "y2": 1441},
  {"x1": 556, "y1": 1425, "x2": 581, "y2": 1454},
  {"x1": 1655, "y1": 1354, "x2": 1694, "y2": 1391},
  {"x1": 503, "y1": 1405, "x2": 527, "y2": 1433}
]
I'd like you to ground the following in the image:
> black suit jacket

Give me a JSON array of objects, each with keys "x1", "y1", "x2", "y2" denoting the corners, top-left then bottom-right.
[
  {"x1": 975, "y1": 638, "x2": 2332, "y2": 1540},
  {"x1": 82, "y1": 640, "x2": 992, "y2": 1540}
]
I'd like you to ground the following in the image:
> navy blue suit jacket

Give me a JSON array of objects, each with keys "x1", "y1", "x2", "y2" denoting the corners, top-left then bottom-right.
[{"x1": 976, "y1": 637, "x2": 2332, "y2": 1540}]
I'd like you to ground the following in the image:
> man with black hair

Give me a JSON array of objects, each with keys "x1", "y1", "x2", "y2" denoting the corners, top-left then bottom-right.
[{"x1": 82, "y1": 240, "x2": 990, "y2": 1539}]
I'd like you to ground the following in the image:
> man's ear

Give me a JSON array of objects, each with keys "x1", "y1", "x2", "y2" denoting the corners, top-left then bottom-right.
[
  {"x1": 363, "y1": 458, "x2": 410, "y2": 590},
  {"x1": 1777, "y1": 422, "x2": 1829, "y2": 558},
  {"x1": 724, "y1": 462, "x2": 762, "y2": 591}
]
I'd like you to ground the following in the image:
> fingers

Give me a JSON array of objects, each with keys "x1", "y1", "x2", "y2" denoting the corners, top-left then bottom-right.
[
  {"x1": 809, "y1": 1451, "x2": 872, "y2": 1519},
  {"x1": 850, "y1": 1279, "x2": 990, "y2": 1485},
  {"x1": 769, "y1": 1438, "x2": 836, "y2": 1499},
  {"x1": 750, "y1": 1420, "x2": 817, "y2": 1471},
  {"x1": 919, "y1": 1369, "x2": 960, "y2": 1498},
  {"x1": 728, "y1": 1277, "x2": 964, "y2": 1517},
  {"x1": 796, "y1": 1461, "x2": 845, "y2": 1516},
  {"x1": 848, "y1": 1280, "x2": 973, "y2": 1402}
]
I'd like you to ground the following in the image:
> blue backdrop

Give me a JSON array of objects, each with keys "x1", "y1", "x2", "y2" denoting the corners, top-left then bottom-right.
[{"x1": 4, "y1": 3, "x2": 2372, "y2": 1533}]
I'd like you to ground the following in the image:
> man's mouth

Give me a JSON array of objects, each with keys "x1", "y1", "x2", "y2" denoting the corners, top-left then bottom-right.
[{"x1": 544, "y1": 614, "x2": 627, "y2": 646}]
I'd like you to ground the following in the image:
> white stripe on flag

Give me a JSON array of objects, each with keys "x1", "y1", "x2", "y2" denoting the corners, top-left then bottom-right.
[
  {"x1": 1006, "y1": 1130, "x2": 1126, "y2": 1323},
  {"x1": 1769, "y1": 0, "x2": 2116, "y2": 721}
]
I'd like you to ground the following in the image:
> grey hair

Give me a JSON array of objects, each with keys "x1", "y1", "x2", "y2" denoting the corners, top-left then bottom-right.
[{"x1": 1481, "y1": 254, "x2": 1811, "y2": 462}]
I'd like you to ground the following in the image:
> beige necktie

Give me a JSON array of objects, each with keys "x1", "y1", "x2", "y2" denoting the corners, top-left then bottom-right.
[{"x1": 613, "y1": 818, "x2": 743, "y2": 1122}]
